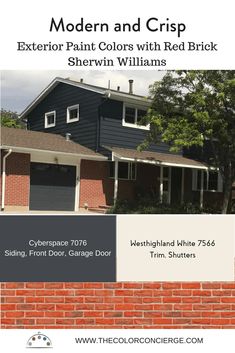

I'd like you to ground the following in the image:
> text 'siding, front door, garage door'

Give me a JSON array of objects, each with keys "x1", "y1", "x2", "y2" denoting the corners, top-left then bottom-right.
[{"x1": 30, "y1": 162, "x2": 76, "y2": 211}]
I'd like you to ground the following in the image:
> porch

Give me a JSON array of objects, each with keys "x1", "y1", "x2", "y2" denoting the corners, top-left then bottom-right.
[{"x1": 108, "y1": 147, "x2": 222, "y2": 210}]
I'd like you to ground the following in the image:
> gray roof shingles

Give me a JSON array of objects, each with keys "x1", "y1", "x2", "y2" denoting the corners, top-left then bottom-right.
[
  {"x1": 1, "y1": 127, "x2": 208, "y2": 168},
  {"x1": 108, "y1": 146, "x2": 207, "y2": 168},
  {"x1": 0, "y1": 127, "x2": 105, "y2": 159}
]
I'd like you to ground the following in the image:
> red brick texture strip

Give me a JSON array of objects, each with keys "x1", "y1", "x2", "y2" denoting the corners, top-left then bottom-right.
[{"x1": 1, "y1": 282, "x2": 235, "y2": 329}]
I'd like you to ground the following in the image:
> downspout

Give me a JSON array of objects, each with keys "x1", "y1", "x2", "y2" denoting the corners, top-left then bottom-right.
[{"x1": 1, "y1": 149, "x2": 12, "y2": 211}]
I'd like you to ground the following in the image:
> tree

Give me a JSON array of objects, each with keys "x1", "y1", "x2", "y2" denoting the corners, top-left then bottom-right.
[
  {"x1": 0, "y1": 109, "x2": 25, "y2": 129},
  {"x1": 140, "y1": 70, "x2": 235, "y2": 214}
]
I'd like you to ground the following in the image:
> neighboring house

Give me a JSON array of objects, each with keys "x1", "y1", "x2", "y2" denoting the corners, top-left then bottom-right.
[{"x1": 0, "y1": 77, "x2": 228, "y2": 212}]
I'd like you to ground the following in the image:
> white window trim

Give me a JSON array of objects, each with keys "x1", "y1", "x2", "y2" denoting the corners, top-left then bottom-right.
[
  {"x1": 122, "y1": 103, "x2": 150, "y2": 130},
  {"x1": 157, "y1": 166, "x2": 171, "y2": 204},
  {"x1": 44, "y1": 111, "x2": 56, "y2": 128},
  {"x1": 109, "y1": 161, "x2": 137, "y2": 181},
  {"x1": 192, "y1": 170, "x2": 223, "y2": 193},
  {"x1": 67, "y1": 104, "x2": 80, "y2": 123}
]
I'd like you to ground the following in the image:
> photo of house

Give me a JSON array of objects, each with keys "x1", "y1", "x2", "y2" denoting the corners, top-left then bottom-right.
[{"x1": 1, "y1": 74, "x2": 234, "y2": 213}]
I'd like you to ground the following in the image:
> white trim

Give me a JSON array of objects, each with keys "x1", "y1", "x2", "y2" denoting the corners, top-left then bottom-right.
[
  {"x1": 20, "y1": 78, "x2": 105, "y2": 119},
  {"x1": 159, "y1": 166, "x2": 163, "y2": 203},
  {"x1": 109, "y1": 161, "x2": 137, "y2": 181},
  {"x1": 29, "y1": 159, "x2": 79, "y2": 212},
  {"x1": 44, "y1": 110, "x2": 56, "y2": 128},
  {"x1": 158, "y1": 166, "x2": 171, "y2": 204},
  {"x1": 200, "y1": 170, "x2": 204, "y2": 209},
  {"x1": 130, "y1": 163, "x2": 137, "y2": 180},
  {"x1": 20, "y1": 77, "x2": 151, "y2": 119},
  {"x1": 112, "y1": 153, "x2": 207, "y2": 170},
  {"x1": 67, "y1": 104, "x2": 80, "y2": 123},
  {"x1": 1, "y1": 149, "x2": 12, "y2": 210},
  {"x1": 114, "y1": 160, "x2": 119, "y2": 203},
  {"x1": 192, "y1": 169, "x2": 223, "y2": 192},
  {"x1": 75, "y1": 160, "x2": 81, "y2": 211},
  {"x1": 1, "y1": 145, "x2": 107, "y2": 161},
  {"x1": 110, "y1": 94, "x2": 151, "y2": 106},
  {"x1": 122, "y1": 103, "x2": 150, "y2": 131}
]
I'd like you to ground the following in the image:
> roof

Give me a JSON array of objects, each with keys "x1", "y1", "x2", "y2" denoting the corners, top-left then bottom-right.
[
  {"x1": 20, "y1": 77, "x2": 151, "y2": 119},
  {"x1": 108, "y1": 146, "x2": 208, "y2": 169},
  {"x1": 0, "y1": 127, "x2": 106, "y2": 160}
]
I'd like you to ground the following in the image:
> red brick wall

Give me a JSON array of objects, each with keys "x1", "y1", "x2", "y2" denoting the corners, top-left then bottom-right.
[
  {"x1": 80, "y1": 160, "x2": 139, "y2": 208},
  {"x1": 0, "y1": 152, "x2": 30, "y2": 207},
  {"x1": 80, "y1": 161, "x2": 160, "y2": 209},
  {"x1": 80, "y1": 160, "x2": 114, "y2": 208},
  {"x1": 1, "y1": 282, "x2": 235, "y2": 329}
]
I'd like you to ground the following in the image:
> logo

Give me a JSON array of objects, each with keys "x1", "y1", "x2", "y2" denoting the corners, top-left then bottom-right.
[{"x1": 26, "y1": 332, "x2": 53, "y2": 349}]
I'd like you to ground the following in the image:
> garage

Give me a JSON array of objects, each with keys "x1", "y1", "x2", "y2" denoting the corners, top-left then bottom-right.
[{"x1": 30, "y1": 162, "x2": 76, "y2": 211}]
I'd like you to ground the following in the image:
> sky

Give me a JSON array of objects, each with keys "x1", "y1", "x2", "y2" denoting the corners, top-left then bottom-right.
[{"x1": 1, "y1": 70, "x2": 165, "y2": 114}]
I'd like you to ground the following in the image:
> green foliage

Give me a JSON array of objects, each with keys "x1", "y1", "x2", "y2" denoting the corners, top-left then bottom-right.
[
  {"x1": 143, "y1": 71, "x2": 235, "y2": 156},
  {"x1": 140, "y1": 70, "x2": 235, "y2": 213},
  {"x1": 107, "y1": 197, "x2": 221, "y2": 214},
  {"x1": 0, "y1": 109, "x2": 25, "y2": 128}
]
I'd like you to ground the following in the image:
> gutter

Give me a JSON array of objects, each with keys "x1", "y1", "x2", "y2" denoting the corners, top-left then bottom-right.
[
  {"x1": 1, "y1": 149, "x2": 12, "y2": 211},
  {"x1": 112, "y1": 152, "x2": 208, "y2": 170},
  {"x1": 1, "y1": 145, "x2": 107, "y2": 161}
]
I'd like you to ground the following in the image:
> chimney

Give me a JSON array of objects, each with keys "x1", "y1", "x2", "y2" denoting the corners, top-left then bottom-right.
[
  {"x1": 65, "y1": 133, "x2": 72, "y2": 141},
  {"x1": 80, "y1": 78, "x2": 84, "y2": 83},
  {"x1": 117, "y1": 86, "x2": 120, "y2": 91},
  {"x1": 128, "y1": 79, "x2": 134, "y2": 94}
]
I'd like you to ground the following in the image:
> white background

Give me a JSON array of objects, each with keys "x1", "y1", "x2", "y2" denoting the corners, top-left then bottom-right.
[
  {"x1": 0, "y1": 0, "x2": 234, "y2": 69},
  {"x1": 0, "y1": 329, "x2": 234, "y2": 352}
]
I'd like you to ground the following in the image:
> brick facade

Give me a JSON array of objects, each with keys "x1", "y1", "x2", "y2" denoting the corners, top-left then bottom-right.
[
  {"x1": 80, "y1": 160, "x2": 143, "y2": 209},
  {"x1": 0, "y1": 153, "x2": 225, "y2": 211},
  {"x1": 80, "y1": 160, "x2": 114, "y2": 208},
  {"x1": 1, "y1": 282, "x2": 235, "y2": 329},
  {"x1": 79, "y1": 161, "x2": 160, "y2": 209},
  {"x1": 79, "y1": 162, "x2": 224, "y2": 209},
  {"x1": 0, "y1": 152, "x2": 30, "y2": 209}
]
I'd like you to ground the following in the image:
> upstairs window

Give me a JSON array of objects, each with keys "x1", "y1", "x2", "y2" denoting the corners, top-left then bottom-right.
[
  {"x1": 44, "y1": 111, "x2": 56, "y2": 128},
  {"x1": 109, "y1": 162, "x2": 137, "y2": 180},
  {"x1": 67, "y1": 104, "x2": 79, "y2": 123},
  {"x1": 122, "y1": 104, "x2": 149, "y2": 130},
  {"x1": 192, "y1": 170, "x2": 223, "y2": 192}
]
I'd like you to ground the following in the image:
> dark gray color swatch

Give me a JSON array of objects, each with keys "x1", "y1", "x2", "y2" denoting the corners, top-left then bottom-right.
[{"x1": 0, "y1": 216, "x2": 116, "y2": 282}]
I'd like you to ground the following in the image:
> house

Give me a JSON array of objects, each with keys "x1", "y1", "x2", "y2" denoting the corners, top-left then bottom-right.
[{"x1": 0, "y1": 77, "x2": 226, "y2": 212}]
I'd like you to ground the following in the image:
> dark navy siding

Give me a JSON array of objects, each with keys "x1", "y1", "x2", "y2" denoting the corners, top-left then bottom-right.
[
  {"x1": 100, "y1": 99, "x2": 178, "y2": 154},
  {"x1": 27, "y1": 83, "x2": 102, "y2": 150},
  {"x1": 27, "y1": 84, "x2": 178, "y2": 155}
]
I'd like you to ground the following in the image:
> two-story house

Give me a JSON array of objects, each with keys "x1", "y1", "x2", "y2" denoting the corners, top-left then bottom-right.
[{"x1": 0, "y1": 77, "x2": 226, "y2": 212}]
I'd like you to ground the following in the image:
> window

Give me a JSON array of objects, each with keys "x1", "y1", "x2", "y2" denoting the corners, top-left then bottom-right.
[
  {"x1": 67, "y1": 104, "x2": 79, "y2": 123},
  {"x1": 109, "y1": 162, "x2": 137, "y2": 180},
  {"x1": 125, "y1": 107, "x2": 135, "y2": 124},
  {"x1": 122, "y1": 104, "x2": 149, "y2": 130},
  {"x1": 192, "y1": 170, "x2": 223, "y2": 192},
  {"x1": 44, "y1": 111, "x2": 56, "y2": 128}
]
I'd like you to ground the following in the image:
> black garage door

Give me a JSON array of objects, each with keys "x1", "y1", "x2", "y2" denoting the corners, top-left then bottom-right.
[{"x1": 30, "y1": 162, "x2": 76, "y2": 211}]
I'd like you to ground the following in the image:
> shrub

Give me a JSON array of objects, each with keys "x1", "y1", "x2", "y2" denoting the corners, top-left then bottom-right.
[{"x1": 107, "y1": 197, "x2": 221, "y2": 214}]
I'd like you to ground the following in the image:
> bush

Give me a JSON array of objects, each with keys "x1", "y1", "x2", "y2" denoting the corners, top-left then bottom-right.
[{"x1": 107, "y1": 197, "x2": 221, "y2": 214}]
